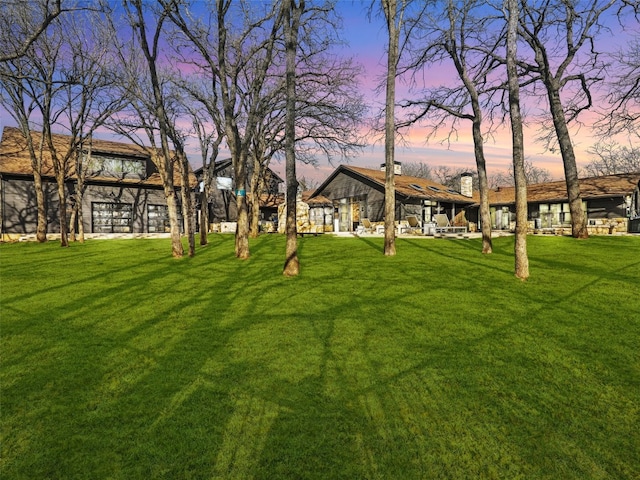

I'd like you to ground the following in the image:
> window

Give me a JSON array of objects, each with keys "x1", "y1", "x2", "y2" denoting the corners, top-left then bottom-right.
[
  {"x1": 538, "y1": 202, "x2": 584, "y2": 227},
  {"x1": 86, "y1": 153, "x2": 146, "y2": 179},
  {"x1": 409, "y1": 183, "x2": 424, "y2": 191},
  {"x1": 309, "y1": 207, "x2": 325, "y2": 226},
  {"x1": 631, "y1": 186, "x2": 640, "y2": 219},
  {"x1": 148, "y1": 204, "x2": 170, "y2": 233},
  {"x1": 428, "y1": 186, "x2": 440, "y2": 192},
  {"x1": 92, "y1": 202, "x2": 132, "y2": 233}
]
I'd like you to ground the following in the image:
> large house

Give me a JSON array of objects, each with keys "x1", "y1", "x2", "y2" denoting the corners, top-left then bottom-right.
[
  {"x1": 303, "y1": 163, "x2": 640, "y2": 234},
  {"x1": 309, "y1": 164, "x2": 477, "y2": 233},
  {"x1": 0, "y1": 127, "x2": 196, "y2": 240}
]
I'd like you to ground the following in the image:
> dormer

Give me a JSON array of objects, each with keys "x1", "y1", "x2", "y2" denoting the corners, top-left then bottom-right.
[{"x1": 84, "y1": 151, "x2": 148, "y2": 180}]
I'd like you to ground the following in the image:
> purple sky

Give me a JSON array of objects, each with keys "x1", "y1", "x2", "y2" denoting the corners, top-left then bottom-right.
[
  {"x1": 279, "y1": 1, "x2": 637, "y2": 184},
  {"x1": 1, "y1": 1, "x2": 636, "y2": 185}
]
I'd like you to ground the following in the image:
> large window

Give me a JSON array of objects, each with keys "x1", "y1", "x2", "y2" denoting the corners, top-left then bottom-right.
[
  {"x1": 85, "y1": 153, "x2": 146, "y2": 179},
  {"x1": 92, "y1": 202, "x2": 132, "y2": 233},
  {"x1": 538, "y1": 202, "x2": 586, "y2": 227}
]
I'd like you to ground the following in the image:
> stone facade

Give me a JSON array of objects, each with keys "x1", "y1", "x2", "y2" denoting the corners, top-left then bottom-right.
[{"x1": 277, "y1": 199, "x2": 324, "y2": 234}]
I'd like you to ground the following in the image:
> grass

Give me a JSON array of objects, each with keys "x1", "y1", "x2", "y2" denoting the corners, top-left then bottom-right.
[{"x1": 1, "y1": 234, "x2": 639, "y2": 479}]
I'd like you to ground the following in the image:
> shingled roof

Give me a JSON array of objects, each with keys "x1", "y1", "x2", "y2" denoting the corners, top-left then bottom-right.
[
  {"x1": 0, "y1": 126, "x2": 197, "y2": 188},
  {"x1": 313, "y1": 165, "x2": 476, "y2": 204},
  {"x1": 488, "y1": 173, "x2": 640, "y2": 205}
]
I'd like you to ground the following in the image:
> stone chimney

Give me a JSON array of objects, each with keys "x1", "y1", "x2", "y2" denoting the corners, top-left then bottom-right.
[
  {"x1": 460, "y1": 172, "x2": 473, "y2": 197},
  {"x1": 380, "y1": 161, "x2": 402, "y2": 175}
]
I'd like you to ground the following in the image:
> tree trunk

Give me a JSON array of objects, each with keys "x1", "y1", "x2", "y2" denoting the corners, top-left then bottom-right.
[
  {"x1": 33, "y1": 170, "x2": 47, "y2": 243},
  {"x1": 176, "y1": 151, "x2": 195, "y2": 257},
  {"x1": 165, "y1": 186, "x2": 183, "y2": 258},
  {"x1": 77, "y1": 193, "x2": 85, "y2": 243},
  {"x1": 68, "y1": 203, "x2": 76, "y2": 242},
  {"x1": 546, "y1": 84, "x2": 588, "y2": 239},
  {"x1": 54, "y1": 169, "x2": 69, "y2": 247},
  {"x1": 200, "y1": 162, "x2": 213, "y2": 246},
  {"x1": 383, "y1": 0, "x2": 398, "y2": 257},
  {"x1": 151, "y1": 154, "x2": 183, "y2": 257},
  {"x1": 149, "y1": 149, "x2": 183, "y2": 258},
  {"x1": 507, "y1": 0, "x2": 529, "y2": 280},
  {"x1": 249, "y1": 154, "x2": 261, "y2": 238},
  {"x1": 157, "y1": 157, "x2": 183, "y2": 259},
  {"x1": 471, "y1": 114, "x2": 493, "y2": 254},
  {"x1": 27, "y1": 132, "x2": 48, "y2": 242},
  {"x1": 200, "y1": 188, "x2": 208, "y2": 246},
  {"x1": 283, "y1": 0, "x2": 302, "y2": 276},
  {"x1": 234, "y1": 150, "x2": 250, "y2": 259}
]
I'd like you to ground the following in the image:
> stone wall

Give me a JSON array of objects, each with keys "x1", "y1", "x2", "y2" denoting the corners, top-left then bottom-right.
[
  {"x1": 277, "y1": 201, "x2": 324, "y2": 234},
  {"x1": 529, "y1": 217, "x2": 629, "y2": 235}
]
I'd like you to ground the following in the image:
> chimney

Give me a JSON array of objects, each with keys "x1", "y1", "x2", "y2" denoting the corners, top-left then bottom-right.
[
  {"x1": 380, "y1": 161, "x2": 402, "y2": 175},
  {"x1": 460, "y1": 172, "x2": 473, "y2": 197}
]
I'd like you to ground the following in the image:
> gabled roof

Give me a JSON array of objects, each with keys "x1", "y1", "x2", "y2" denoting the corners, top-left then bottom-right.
[
  {"x1": 192, "y1": 159, "x2": 231, "y2": 177},
  {"x1": 302, "y1": 190, "x2": 331, "y2": 205},
  {"x1": 489, "y1": 172, "x2": 640, "y2": 205},
  {"x1": 312, "y1": 165, "x2": 475, "y2": 204},
  {"x1": 0, "y1": 126, "x2": 197, "y2": 187}
]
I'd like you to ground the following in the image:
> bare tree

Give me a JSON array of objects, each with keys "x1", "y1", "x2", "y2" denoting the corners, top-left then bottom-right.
[
  {"x1": 15, "y1": 13, "x2": 72, "y2": 247},
  {"x1": 283, "y1": 0, "x2": 305, "y2": 276},
  {"x1": 600, "y1": 30, "x2": 640, "y2": 137},
  {"x1": 401, "y1": 0, "x2": 501, "y2": 254},
  {"x1": 506, "y1": 0, "x2": 528, "y2": 280},
  {"x1": 244, "y1": 52, "x2": 366, "y2": 239},
  {"x1": 401, "y1": 161, "x2": 433, "y2": 179},
  {"x1": 0, "y1": 0, "x2": 67, "y2": 62},
  {"x1": 582, "y1": 141, "x2": 640, "y2": 176},
  {"x1": 59, "y1": 9, "x2": 126, "y2": 243},
  {"x1": 0, "y1": 57, "x2": 48, "y2": 242},
  {"x1": 489, "y1": 159, "x2": 552, "y2": 187},
  {"x1": 431, "y1": 165, "x2": 478, "y2": 189},
  {"x1": 115, "y1": 0, "x2": 185, "y2": 257},
  {"x1": 166, "y1": 0, "x2": 364, "y2": 256},
  {"x1": 164, "y1": 0, "x2": 284, "y2": 259},
  {"x1": 249, "y1": 118, "x2": 280, "y2": 238},
  {"x1": 219, "y1": 1, "x2": 284, "y2": 259},
  {"x1": 381, "y1": 0, "x2": 406, "y2": 256},
  {"x1": 174, "y1": 76, "x2": 226, "y2": 246},
  {"x1": 1, "y1": 3, "x2": 124, "y2": 245},
  {"x1": 511, "y1": 0, "x2": 624, "y2": 239}
]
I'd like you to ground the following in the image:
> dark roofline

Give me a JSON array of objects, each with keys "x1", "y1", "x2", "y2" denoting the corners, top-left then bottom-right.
[
  {"x1": 312, "y1": 165, "x2": 475, "y2": 204},
  {"x1": 192, "y1": 158, "x2": 233, "y2": 176},
  {"x1": 193, "y1": 158, "x2": 284, "y2": 184},
  {"x1": 309, "y1": 164, "x2": 349, "y2": 199}
]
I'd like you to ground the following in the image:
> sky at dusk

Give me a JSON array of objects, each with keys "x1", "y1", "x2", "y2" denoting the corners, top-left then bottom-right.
[
  {"x1": 283, "y1": 1, "x2": 634, "y2": 185},
  {"x1": 1, "y1": 0, "x2": 636, "y2": 185}
]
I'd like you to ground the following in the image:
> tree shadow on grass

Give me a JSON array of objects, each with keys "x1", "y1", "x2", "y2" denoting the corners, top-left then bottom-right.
[
  {"x1": 3, "y1": 235, "x2": 638, "y2": 478},
  {"x1": 402, "y1": 237, "x2": 515, "y2": 276}
]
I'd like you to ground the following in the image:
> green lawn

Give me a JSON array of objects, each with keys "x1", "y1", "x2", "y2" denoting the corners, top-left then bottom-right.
[{"x1": 1, "y1": 234, "x2": 639, "y2": 479}]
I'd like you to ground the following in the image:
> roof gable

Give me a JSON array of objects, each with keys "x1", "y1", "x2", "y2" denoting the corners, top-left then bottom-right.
[{"x1": 312, "y1": 165, "x2": 475, "y2": 204}]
